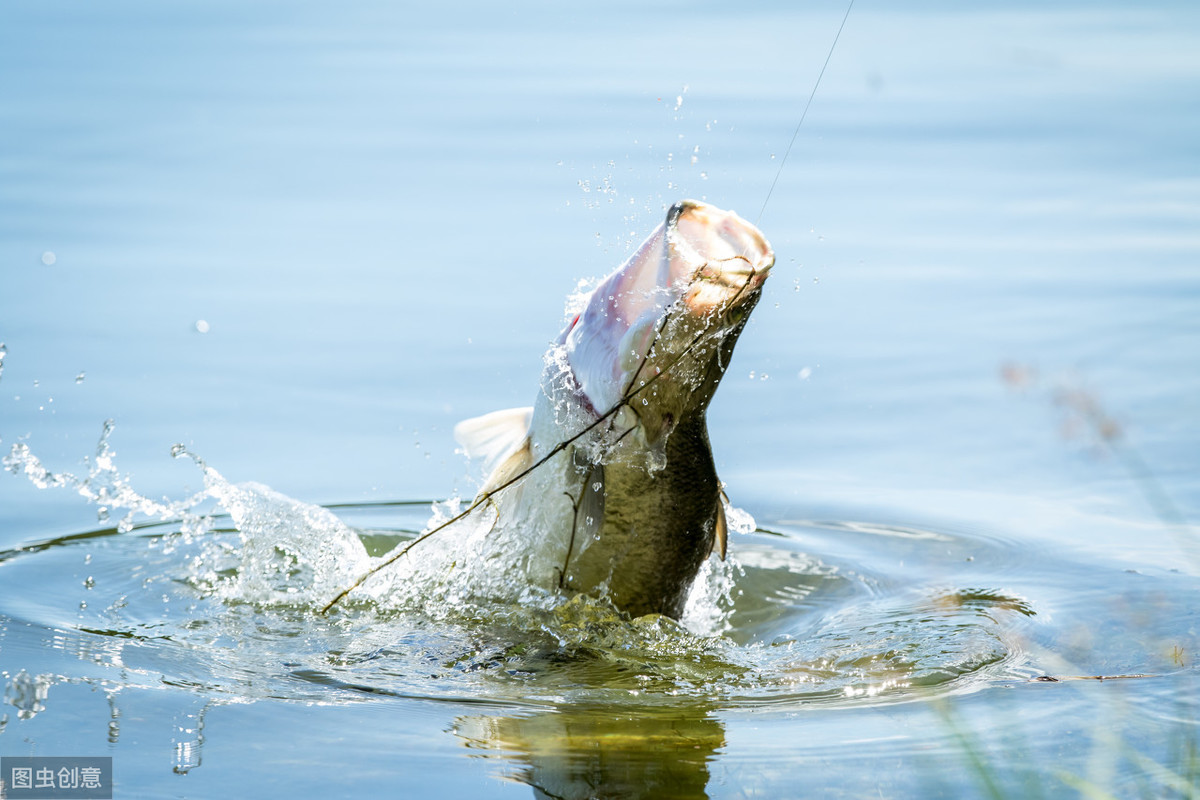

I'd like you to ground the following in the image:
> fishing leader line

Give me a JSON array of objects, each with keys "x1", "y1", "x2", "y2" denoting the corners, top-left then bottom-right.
[{"x1": 756, "y1": 0, "x2": 855, "y2": 226}]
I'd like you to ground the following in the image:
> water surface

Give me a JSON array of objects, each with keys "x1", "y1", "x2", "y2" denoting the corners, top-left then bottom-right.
[{"x1": 2, "y1": 1, "x2": 1198, "y2": 797}]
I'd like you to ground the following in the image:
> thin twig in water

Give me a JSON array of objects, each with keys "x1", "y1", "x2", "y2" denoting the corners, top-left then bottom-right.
[
  {"x1": 1002, "y1": 362, "x2": 1195, "y2": 545},
  {"x1": 1031, "y1": 674, "x2": 1158, "y2": 682}
]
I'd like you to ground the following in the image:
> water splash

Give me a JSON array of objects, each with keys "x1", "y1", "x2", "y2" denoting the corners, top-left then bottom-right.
[
  {"x1": 722, "y1": 494, "x2": 756, "y2": 536},
  {"x1": 0, "y1": 422, "x2": 735, "y2": 632},
  {"x1": 3, "y1": 420, "x2": 207, "y2": 533},
  {"x1": 193, "y1": 472, "x2": 371, "y2": 606},
  {"x1": 681, "y1": 556, "x2": 742, "y2": 636},
  {"x1": 1, "y1": 423, "x2": 1037, "y2": 708},
  {"x1": 4, "y1": 670, "x2": 52, "y2": 720},
  {"x1": 1, "y1": 436, "x2": 1044, "y2": 715},
  {"x1": 3, "y1": 424, "x2": 370, "y2": 607}
]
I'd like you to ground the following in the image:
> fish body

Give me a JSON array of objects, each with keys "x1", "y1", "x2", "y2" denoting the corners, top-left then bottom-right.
[{"x1": 456, "y1": 200, "x2": 773, "y2": 618}]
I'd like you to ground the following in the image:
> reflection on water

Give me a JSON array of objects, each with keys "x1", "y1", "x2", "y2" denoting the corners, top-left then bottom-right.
[
  {"x1": 4, "y1": 670, "x2": 51, "y2": 721},
  {"x1": 171, "y1": 699, "x2": 210, "y2": 775},
  {"x1": 455, "y1": 703, "x2": 723, "y2": 800}
]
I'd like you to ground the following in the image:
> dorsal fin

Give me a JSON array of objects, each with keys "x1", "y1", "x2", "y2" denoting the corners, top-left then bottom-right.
[{"x1": 454, "y1": 407, "x2": 533, "y2": 470}]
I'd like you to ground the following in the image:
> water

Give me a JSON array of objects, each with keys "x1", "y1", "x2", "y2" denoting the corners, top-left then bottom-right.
[{"x1": 2, "y1": 1, "x2": 1199, "y2": 797}]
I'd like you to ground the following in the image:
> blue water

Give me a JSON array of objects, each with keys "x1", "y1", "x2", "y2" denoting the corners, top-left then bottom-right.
[{"x1": 3, "y1": 1, "x2": 1199, "y2": 797}]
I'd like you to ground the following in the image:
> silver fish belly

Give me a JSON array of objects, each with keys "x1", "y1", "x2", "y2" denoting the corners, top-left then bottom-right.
[{"x1": 456, "y1": 200, "x2": 774, "y2": 618}]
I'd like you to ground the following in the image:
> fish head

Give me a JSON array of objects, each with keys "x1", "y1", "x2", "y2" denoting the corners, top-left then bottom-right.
[{"x1": 558, "y1": 200, "x2": 774, "y2": 448}]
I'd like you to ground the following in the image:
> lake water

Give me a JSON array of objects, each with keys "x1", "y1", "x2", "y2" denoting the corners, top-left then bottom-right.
[{"x1": 2, "y1": 1, "x2": 1198, "y2": 797}]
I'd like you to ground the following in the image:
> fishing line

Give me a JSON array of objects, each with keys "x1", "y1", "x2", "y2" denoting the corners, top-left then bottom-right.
[{"x1": 756, "y1": 0, "x2": 855, "y2": 225}]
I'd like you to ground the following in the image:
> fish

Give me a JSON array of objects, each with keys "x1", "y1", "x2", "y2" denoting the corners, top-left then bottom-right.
[{"x1": 454, "y1": 200, "x2": 774, "y2": 619}]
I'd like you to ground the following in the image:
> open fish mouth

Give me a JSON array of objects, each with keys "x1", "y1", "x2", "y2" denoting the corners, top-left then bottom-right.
[
  {"x1": 670, "y1": 200, "x2": 773, "y2": 283},
  {"x1": 562, "y1": 200, "x2": 775, "y2": 418}
]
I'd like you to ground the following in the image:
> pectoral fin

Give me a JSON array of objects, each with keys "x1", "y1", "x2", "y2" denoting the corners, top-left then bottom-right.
[
  {"x1": 576, "y1": 461, "x2": 605, "y2": 547},
  {"x1": 710, "y1": 488, "x2": 730, "y2": 561},
  {"x1": 561, "y1": 459, "x2": 605, "y2": 587},
  {"x1": 713, "y1": 501, "x2": 728, "y2": 561}
]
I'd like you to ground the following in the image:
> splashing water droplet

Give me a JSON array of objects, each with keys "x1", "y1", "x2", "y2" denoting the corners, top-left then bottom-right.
[
  {"x1": 194, "y1": 320, "x2": 210, "y2": 334},
  {"x1": 7, "y1": 670, "x2": 51, "y2": 719},
  {"x1": 41, "y1": 251, "x2": 56, "y2": 266},
  {"x1": 748, "y1": 370, "x2": 756, "y2": 380},
  {"x1": 722, "y1": 501, "x2": 756, "y2": 535},
  {"x1": 75, "y1": 371, "x2": 86, "y2": 384},
  {"x1": 0, "y1": 342, "x2": 6, "y2": 381}
]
